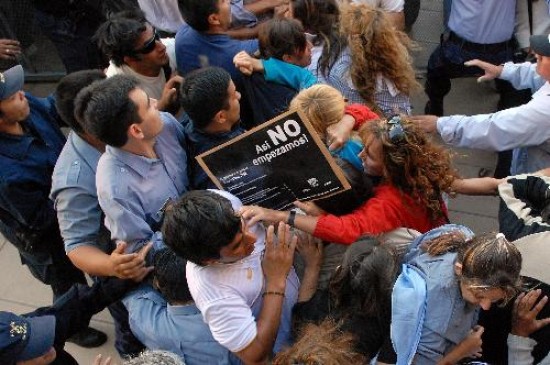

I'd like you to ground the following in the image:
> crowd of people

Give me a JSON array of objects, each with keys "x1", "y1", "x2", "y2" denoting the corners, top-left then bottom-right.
[{"x1": 1, "y1": 0, "x2": 550, "y2": 364}]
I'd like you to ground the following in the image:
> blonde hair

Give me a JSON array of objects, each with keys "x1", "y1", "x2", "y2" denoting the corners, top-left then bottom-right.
[
  {"x1": 340, "y1": 4, "x2": 419, "y2": 109},
  {"x1": 273, "y1": 319, "x2": 366, "y2": 364},
  {"x1": 290, "y1": 84, "x2": 346, "y2": 140}
]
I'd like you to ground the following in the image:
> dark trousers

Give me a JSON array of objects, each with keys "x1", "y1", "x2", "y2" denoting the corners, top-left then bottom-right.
[
  {"x1": 34, "y1": 9, "x2": 103, "y2": 73},
  {"x1": 18, "y1": 239, "x2": 86, "y2": 301},
  {"x1": 425, "y1": 34, "x2": 532, "y2": 178}
]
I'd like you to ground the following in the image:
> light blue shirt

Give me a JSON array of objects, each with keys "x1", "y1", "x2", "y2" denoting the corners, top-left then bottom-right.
[
  {"x1": 448, "y1": 0, "x2": 516, "y2": 44},
  {"x1": 437, "y1": 62, "x2": 550, "y2": 174},
  {"x1": 50, "y1": 132, "x2": 112, "y2": 254},
  {"x1": 96, "y1": 112, "x2": 189, "y2": 253},
  {"x1": 230, "y1": 0, "x2": 257, "y2": 28},
  {"x1": 123, "y1": 286, "x2": 240, "y2": 365}
]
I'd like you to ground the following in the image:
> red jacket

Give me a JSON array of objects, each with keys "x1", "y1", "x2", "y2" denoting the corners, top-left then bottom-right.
[{"x1": 314, "y1": 184, "x2": 447, "y2": 244}]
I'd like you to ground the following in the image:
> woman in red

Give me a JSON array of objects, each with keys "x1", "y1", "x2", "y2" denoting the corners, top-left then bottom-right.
[{"x1": 241, "y1": 116, "x2": 497, "y2": 245}]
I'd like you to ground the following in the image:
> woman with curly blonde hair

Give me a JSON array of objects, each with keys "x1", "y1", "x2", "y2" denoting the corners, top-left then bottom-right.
[
  {"x1": 340, "y1": 3, "x2": 419, "y2": 116},
  {"x1": 241, "y1": 116, "x2": 500, "y2": 245}
]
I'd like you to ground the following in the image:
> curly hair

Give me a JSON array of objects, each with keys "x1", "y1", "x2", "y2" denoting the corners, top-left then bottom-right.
[
  {"x1": 425, "y1": 232, "x2": 522, "y2": 304},
  {"x1": 360, "y1": 117, "x2": 458, "y2": 220},
  {"x1": 273, "y1": 319, "x2": 366, "y2": 365},
  {"x1": 340, "y1": 4, "x2": 419, "y2": 108}
]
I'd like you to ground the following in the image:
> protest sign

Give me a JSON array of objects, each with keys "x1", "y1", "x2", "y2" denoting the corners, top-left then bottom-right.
[{"x1": 197, "y1": 109, "x2": 350, "y2": 210}]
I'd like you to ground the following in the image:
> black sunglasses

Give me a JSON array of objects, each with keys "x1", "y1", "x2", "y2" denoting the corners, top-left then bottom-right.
[
  {"x1": 134, "y1": 30, "x2": 160, "y2": 55},
  {"x1": 387, "y1": 115, "x2": 406, "y2": 143}
]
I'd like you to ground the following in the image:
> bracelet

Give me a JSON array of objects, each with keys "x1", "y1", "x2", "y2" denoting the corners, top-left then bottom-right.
[
  {"x1": 262, "y1": 291, "x2": 285, "y2": 298},
  {"x1": 287, "y1": 210, "x2": 296, "y2": 227}
]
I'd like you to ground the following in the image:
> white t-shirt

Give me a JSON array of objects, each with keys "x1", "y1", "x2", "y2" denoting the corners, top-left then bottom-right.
[
  {"x1": 186, "y1": 190, "x2": 266, "y2": 352},
  {"x1": 104, "y1": 38, "x2": 177, "y2": 100}
]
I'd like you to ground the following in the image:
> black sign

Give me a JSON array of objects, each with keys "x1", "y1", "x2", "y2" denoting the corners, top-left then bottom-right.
[{"x1": 197, "y1": 109, "x2": 350, "y2": 210}]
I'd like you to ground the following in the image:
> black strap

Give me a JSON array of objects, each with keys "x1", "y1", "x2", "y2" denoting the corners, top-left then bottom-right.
[{"x1": 528, "y1": 0, "x2": 534, "y2": 35}]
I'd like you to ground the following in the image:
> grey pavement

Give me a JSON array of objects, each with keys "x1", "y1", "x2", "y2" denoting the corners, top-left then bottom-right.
[{"x1": 0, "y1": 1, "x2": 506, "y2": 362}]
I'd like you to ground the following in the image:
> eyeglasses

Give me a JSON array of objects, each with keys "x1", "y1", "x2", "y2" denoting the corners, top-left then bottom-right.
[
  {"x1": 134, "y1": 30, "x2": 160, "y2": 55},
  {"x1": 387, "y1": 115, "x2": 406, "y2": 143}
]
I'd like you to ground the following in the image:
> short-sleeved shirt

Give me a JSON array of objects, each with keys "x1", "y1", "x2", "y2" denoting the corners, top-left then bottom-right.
[
  {"x1": 96, "y1": 112, "x2": 189, "y2": 253},
  {"x1": 175, "y1": 24, "x2": 258, "y2": 80},
  {"x1": 186, "y1": 190, "x2": 299, "y2": 353},
  {"x1": 448, "y1": 0, "x2": 515, "y2": 44},
  {"x1": 51, "y1": 132, "x2": 112, "y2": 254}
]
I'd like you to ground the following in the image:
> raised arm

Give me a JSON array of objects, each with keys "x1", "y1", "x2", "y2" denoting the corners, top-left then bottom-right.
[{"x1": 236, "y1": 223, "x2": 297, "y2": 364}]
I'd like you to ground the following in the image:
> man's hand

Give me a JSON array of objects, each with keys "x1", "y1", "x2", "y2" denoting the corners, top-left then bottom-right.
[
  {"x1": 262, "y1": 223, "x2": 297, "y2": 287},
  {"x1": 233, "y1": 51, "x2": 263, "y2": 76},
  {"x1": 157, "y1": 74, "x2": 184, "y2": 111},
  {"x1": 409, "y1": 115, "x2": 439, "y2": 134},
  {"x1": 240, "y1": 205, "x2": 286, "y2": 226},
  {"x1": 464, "y1": 59, "x2": 504, "y2": 83},
  {"x1": 511, "y1": 289, "x2": 550, "y2": 337},
  {"x1": 0, "y1": 39, "x2": 21, "y2": 60},
  {"x1": 110, "y1": 241, "x2": 154, "y2": 282}
]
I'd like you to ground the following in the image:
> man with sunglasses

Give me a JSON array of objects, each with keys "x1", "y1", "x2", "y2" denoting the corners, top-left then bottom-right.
[{"x1": 95, "y1": 10, "x2": 183, "y2": 115}]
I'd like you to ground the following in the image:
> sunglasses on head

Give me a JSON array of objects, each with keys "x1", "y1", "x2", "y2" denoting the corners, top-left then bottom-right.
[
  {"x1": 134, "y1": 30, "x2": 160, "y2": 55},
  {"x1": 387, "y1": 115, "x2": 406, "y2": 143}
]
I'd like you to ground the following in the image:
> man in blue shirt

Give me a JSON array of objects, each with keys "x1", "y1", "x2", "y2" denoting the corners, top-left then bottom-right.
[
  {"x1": 50, "y1": 70, "x2": 151, "y2": 357},
  {"x1": 123, "y1": 248, "x2": 238, "y2": 365},
  {"x1": 75, "y1": 74, "x2": 189, "y2": 255},
  {"x1": 0, "y1": 65, "x2": 106, "y2": 348},
  {"x1": 180, "y1": 67, "x2": 245, "y2": 189},
  {"x1": 175, "y1": 0, "x2": 258, "y2": 79}
]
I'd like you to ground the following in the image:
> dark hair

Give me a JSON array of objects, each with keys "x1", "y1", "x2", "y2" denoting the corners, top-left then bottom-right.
[
  {"x1": 55, "y1": 70, "x2": 106, "y2": 134},
  {"x1": 162, "y1": 190, "x2": 241, "y2": 265},
  {"x1": 427, "y1": 232, "x2": 523, "y2": 303},
  {"x1": 315, "y1": 158, "x2": 373, "y2": 215},
  {"x1": 180, "y1": 67, "x2": 231, "y2": 130},
  {"x1": 329, "y1": 238, "x2": 397, "y2": 318},
  {"x1": 259, "y1": 18, "x2": 307, "y2": 60},
  {"x1": 94, "y1": 10, "x2": 148, "y2": 66},
  {"x1": 75, "y1": 75, "x2": 142, "y2": 147},
  {"x1": 153, "y1": 249, "x2": 192, "y2": 304},
  {"x1": 177, "y1": 0, "x2": 219, "y2": 32},
  {"x1": 291, "y1": 0, "x2": 346, "y2": 77}
]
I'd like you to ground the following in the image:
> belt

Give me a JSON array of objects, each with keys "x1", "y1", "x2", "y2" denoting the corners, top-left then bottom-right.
[{"x1": 447, "y1": 31, "x2": 512, "y2": 53}]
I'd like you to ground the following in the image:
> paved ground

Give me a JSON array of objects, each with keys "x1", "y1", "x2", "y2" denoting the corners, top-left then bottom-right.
[{"x1": 0, "y1": 1, "x2": 508, "y2": 362}]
